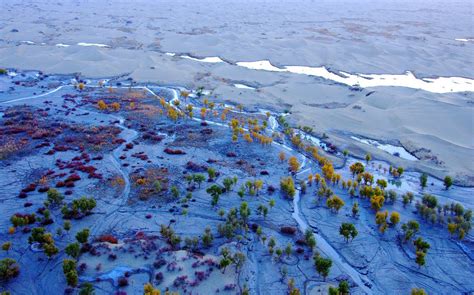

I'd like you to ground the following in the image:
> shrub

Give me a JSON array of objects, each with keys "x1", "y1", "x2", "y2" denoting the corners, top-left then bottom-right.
[
  {"x1": 280, "y1": 177, "x2": 295, "y2": 199},
  {"x1": 280, "y1": 226, "x2": 297, "y2": 235},
  {"x1": 422, "y1": 194, "x2": 437, "y2": 209},
  {"x1": 0, "y1": 258, "x2": 20, "y2": 281},
  {"x1": 97, "y1": 234, "x2": 118, "y2": 244},
  {"x1": 444, "y1": 176, "x2": 453, "y2": 190},
  {"x1": 313, "y1": 254, "x2": 332, "y2": 280},
  {"x1": 46, "y1": 188, "x2": 64, "y2": 207},
  {"x1": 327, "y1": 196, "x2": 345, "y2": 213},
  {"x1": 339, "y1": 223, "x2": 358, "y2": 242},
  {"x1": 63, "y1": 259, "x2": 78, "y2": 286},
  {"x1": 65, "y1": 242, "x2": 81, "y2": 259},
  {"x1": 76, "y1": 228, "x2": 90, "y2": 244}
]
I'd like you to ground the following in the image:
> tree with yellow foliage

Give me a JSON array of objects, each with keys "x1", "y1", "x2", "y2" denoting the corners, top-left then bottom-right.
[
  {"x1": 288, "y1": 156, "x2": 300, "y2": 173},
  {"x1": 291, "y1": 135, "x2": 302, "y2": 147},
  {"x1": 180, "y1": 90, "x2": 189, "y2": 102},
  {"x1": 144, "y1": 282, "x2": 161, "y2": 295},
  {"x1": 230, "y1": 118, "x2": 239, "y2": 129},
  {"x1": 167, "y1": 107, "x2": 179, "y2": 121},
  {"x1": 390, "y1": 211, "x2": 400, "y2": 226},
  {"x1": 221, "y1": 108, "x2": 230, "y2": 121},
  {"x1": 200, "y1": 107, "x2": 207, "y2": 119},
  {"x1": 322, "y1": 162, "x2": 335, "y2": 180},
  {"x1": 447, "y1": 223, "x2": 457, "y2": 237},
  {"x1": 243, "y1": 133, "x2": 253, "y2": 143},
  {"x1": 308, "y1": 174, "x2": 313, "y2": 186},
  {"x1": 160, "y1": 98, "x2": 166, "y2": 108},
  {"x1": 279, "y1": 152, "x2": 286, "y2": 162},
  {"x1": 375, "y1": 210, "x2": 388, "y2": 233},
  {"x1": 411, "y1": 288, "x2": 427, "y2": 295},
  {"x1": 349, "y1": 162, "x2": 365, "y2": 177},
  {"x1": 327, "y1": 195, "x2": 345, "y2": 213},
  {"x1": 314, "y1": 173, "x2": 321, "y2": 185},
  {"x1": 97, "y1": 100, "x2": 107, "y2": 110},
  {"x1": 110, "y1": 102, "x2": 120, "y2": 111},
  {"x1": 370, "y1": 195, "x2": 385, "y2": 211},
  {"x1": 280, "y1": 177, "x2": 295, "y2": 199},
  {"x1": 78, "y1": 82, "x2": 85, "y2": 91}
]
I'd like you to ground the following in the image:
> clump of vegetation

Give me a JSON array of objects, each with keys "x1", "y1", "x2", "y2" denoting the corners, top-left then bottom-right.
[
  {"x1": 401, "y1": 220, "x2": 420, "y2": 242},
  {"x1": 329, "y1": 280, "x2": 350, "y2": 295},
  {"x1": 63, "y1": 259, "x2": 78, "y2": 287},
  {"x1": 313, "y1": 254, "x2": 332, "y2": 280},
  {"x1": 339, "y1": 223, "x2": 358, "y2": 242},
  {"x1": 218, "y1": 247, "x2": 246, "y2": 274},
  {"x1": 160, "y1": 225, "x2": 181, "y2": 249},
  {"x1": 61, "y1": 197, "x2": 96, "y2": 219},
  {"x1": 327, "y1": 195, "x2": 345, "y2": 213},
  {"x1": 413, "y1": 237, "x2": 430, "y2": 267},
  {"x1": 444, "y1": 175, "x2": 453, "y2": 190},
  {"x1": 206, "y1": 184, "x2": 223, "y2": 206},
  {"x1": 0, "y1": 258, "x2": 20, "y2": 281},
  {"x1": 28, "y1": 227, "x2": 59, "y2": 258},
  {"x1": 76, "y1": 228, "x2": 90, "y2": 244},
  {"x1": 280, "y1": 177, "x2": 295, "y2": 199}
]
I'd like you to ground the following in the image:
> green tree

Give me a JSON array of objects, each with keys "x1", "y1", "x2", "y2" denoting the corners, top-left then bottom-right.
[
  {"x1": 285, "y1": 243, "x2": 292, "y2": 257},
  {"x1": 365, "y1": 153, "x2": 371, "y2": 164},
  {"x1": 352, "y1": 202, "x2": 359, "y2": 217},
  {"x1": 280, "y1": 177, "x2": 296, "y2": 199},
  {"x1": 269, "y1": 199, "x2": 275, "y2": 208},
  {"x1": 327, "y1": 195, "x2": 345, "y2": 213},
  {"x1": 193, "y1": 174, "x2": 206, "y2": 188},
  {"x1": 415, "y1": 251, "x2": 426, "y2": 267},
  {"x1": 0, "y1": 258, "x2": 20, "y2": 281},
  {"x1": 223, "y1": 177, "x2": 235, "y2": 192},
  {"x1": 233, "y1": 252, "x2": 246, "y2": 273},
  {"x1": 79, "y1": 282, "x2": 95, "y2": 295},
  {"x1": 420, "y1": 173, "x2": 428, "y2": 189},
  {"x1": 240, "y1": 202, "x2": 251, "y2": 224},
  {"x1": 64, "y1": 221, "x2": 72, "y2": 232},
  {"x1": 313, "y1": 254, "x2": 332, "y2": 280},
  {"x1": 202, "y1": 227, "x2": 214, "y2": 248},
  {"x1": 43, "y1": 241, "x2": 59, "y2": 258},
  {"x1": 170, "y1": 185, "x2": 180, "y2": 199},
  {"x1": 219, "y1": 248, "x2": 232, "y2": 273},
  {"x1": 63, "y1": 259, "x2": 78, "y2": 286},
  {"x1": 1, "y1": 242, "x2": 11, "y2": 253},
  {"x1": 65, "y1": 242, "x2": 81, "y2": 259},
  {"x1": 339, "y1": 280, "x2": 350, "y2": 294},
  {"x1": 411, "y1": 288, "x2": 427, "y2": 295},
  {"x1": 207, "y1": 168, "x2": 217, "y2": 181},
  {"x1": 207, "y1": 185, "x2": 223, "y2": 206},
  {"x1": 339, "y1": 223, "x2": 358, "y2": 242},
  {"x1": 305, "y1": 229, "x2": 316, "y2": 250},
  {"x1": 76, "y1": 228, "x2": 90, "y2": 244},
  {"x1": 349, "y1": 162, "x2": 365, "y2": 177},
  {"x1": 444, "y1": 175, "x2": 453, "y2": 190},
  {"x1": 401, "y1": 220, "x2": 419, "y2": 242},
  {"x1": 46, "y1": 188, "x2": 64, "y2": 207}
]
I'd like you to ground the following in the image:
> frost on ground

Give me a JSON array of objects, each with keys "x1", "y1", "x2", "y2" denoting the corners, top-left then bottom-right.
[{"x1": 0, "y1": 70, "x2": 472, "y2": 295}]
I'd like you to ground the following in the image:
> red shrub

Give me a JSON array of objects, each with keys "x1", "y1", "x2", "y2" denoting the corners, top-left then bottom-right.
[
  {"x1": 280, "y1": 226, "x2": 297, "y2": 235},
  {"x1": 97, "y1": 235, "x2": 118, "y2": 244},
  {"x1": 164, "y1": 148, "x2": 186, "y2": 155}
]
